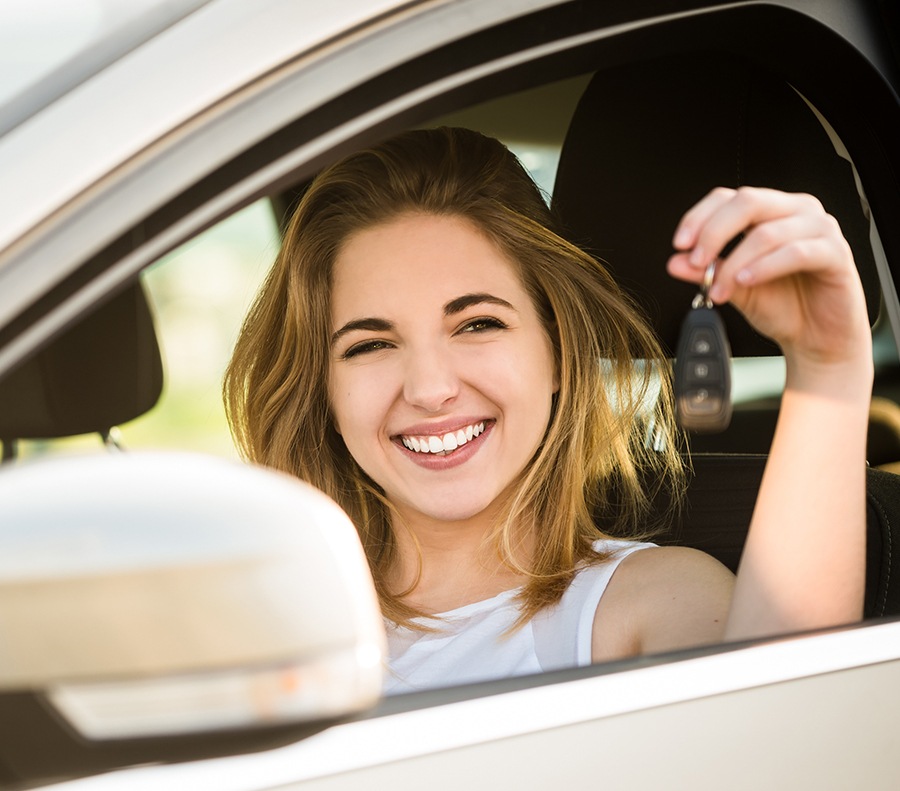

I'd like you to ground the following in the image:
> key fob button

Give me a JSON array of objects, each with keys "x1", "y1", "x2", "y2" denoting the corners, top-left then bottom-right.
[
  {"x1": 684, "y1": 387, "x2": 723, "y2": 411},
  {"x1": 688, "y1": 328, "x2": 717, "y2": 355},
  {"x1": 687, "y1": 359, "x2": 721, "y2": 383}
]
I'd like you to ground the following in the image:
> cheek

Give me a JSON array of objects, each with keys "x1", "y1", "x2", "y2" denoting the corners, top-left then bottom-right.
[
  {"x1": 519, "y1": 341, "x2": 559, "y2": 433},
  {"x1": 494, "y1": 336, "x2": 558, "y2": 398},
  {"x1": 329, "y1": 384, "x2": 358, "y2": 441},
  {"x1": 329, "y1": 366, "x2": 393, "y2": 447},
  {"x1": 328, "y1": 368, "x2": 355, "y2": 439},
  {"x1": 473, "y1": 342, "x2": 556, "y2": 431}
]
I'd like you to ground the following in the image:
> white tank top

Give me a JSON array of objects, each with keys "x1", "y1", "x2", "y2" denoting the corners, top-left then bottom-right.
[{"x1": 383, "y1": 539, "x2": 655, "y2": 694}]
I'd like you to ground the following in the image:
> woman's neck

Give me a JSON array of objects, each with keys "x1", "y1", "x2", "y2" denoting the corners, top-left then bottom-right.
[{"x1": 386, "y1": 500, "x2": 535, "y2": 614}]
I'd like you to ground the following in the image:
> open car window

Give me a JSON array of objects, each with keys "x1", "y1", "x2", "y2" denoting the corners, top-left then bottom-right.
[
  {"x1": 3, "y1": 1, "x2": 898, "y2": 621},
  {"x1": 13, "y1": 199, "x2": 279, "y2": 461},
  {"x1": 17, "y1": 65, "x2": 889, "y2": 464}
]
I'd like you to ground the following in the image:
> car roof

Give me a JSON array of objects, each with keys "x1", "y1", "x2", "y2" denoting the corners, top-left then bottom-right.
[{"x1": 0, "y1": 0, "x2": 212, "y2": 137}]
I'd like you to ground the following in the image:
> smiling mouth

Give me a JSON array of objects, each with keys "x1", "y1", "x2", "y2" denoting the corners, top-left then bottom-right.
[{"x1": 398, "y1": 421, "x2": 487, "y2": 456}]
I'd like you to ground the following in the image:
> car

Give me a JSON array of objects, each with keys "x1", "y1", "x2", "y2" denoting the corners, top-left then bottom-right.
[{"x1": 2, "y1": 0, "x2": 900, "y2": 788}]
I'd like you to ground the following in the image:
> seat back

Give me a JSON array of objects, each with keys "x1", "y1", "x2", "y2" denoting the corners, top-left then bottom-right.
[
  {"x1": 659, "y1": 456, "x2": 900, "y2": 619},
  {"x1": 0, "y1": 283, "x2": 163, "y2": 455},
  {"x1": 552, "y1": 51, "x2": 880, "y2": 356}
]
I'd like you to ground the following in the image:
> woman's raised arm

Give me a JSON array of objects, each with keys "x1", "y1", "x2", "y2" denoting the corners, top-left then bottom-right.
[{"x1": 667, "y1": 186, "x2": 873, "y2": 639}]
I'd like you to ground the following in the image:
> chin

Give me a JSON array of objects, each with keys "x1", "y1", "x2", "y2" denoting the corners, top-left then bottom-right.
[{"x1": 405, "y1": 492, "x2": 506, "y2": 524}]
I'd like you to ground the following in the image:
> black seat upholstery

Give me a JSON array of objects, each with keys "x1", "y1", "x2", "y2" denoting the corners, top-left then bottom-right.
[
  {"x1": 553, "y1": 51, "x2": 900, "y2": 618},
  {"x1": 0, "y1": 283, "x2": 163, "y2": 458},
  {"x1": 655, "y1": 456, "x2": 900, "y2": 619},
  {"x1": 553, "y1": 51, "x2": 880, "y2": 356}
]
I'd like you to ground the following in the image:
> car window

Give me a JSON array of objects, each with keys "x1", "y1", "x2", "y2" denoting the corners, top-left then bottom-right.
[
  {"x1": 16, "y1": 198, "x2": 278, "y2": 461},
  {"x1": 129, "y1": 199, "x2": 279, "y2": 456},
  {"x1": 17, "y1": 64, "x2": 894, "y2": 468},
  {"x1": 2, "y1": 0, "x2": 896, "y2": 684}
]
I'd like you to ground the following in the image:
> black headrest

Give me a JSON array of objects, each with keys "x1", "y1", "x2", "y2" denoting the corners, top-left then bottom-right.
[
  {"x1": 0, "y1": 283, "x2": 163, "y2": 440},
  {"x1": 553, "y1": 52, "x2": 880, "y2": 357}
]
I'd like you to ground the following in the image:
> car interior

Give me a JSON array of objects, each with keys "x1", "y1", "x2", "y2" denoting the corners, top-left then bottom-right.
[
  {"x1": 549, "y1": 49, "x2": 900, "y2": 618},
  {"x1": 1, "y1": 0, "x2": 900, "y2": 783}
]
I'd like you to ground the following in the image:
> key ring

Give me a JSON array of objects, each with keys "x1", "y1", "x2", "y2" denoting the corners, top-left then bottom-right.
[{"x1": 691, "y1": 259, "x2": 718, "y2": 309}]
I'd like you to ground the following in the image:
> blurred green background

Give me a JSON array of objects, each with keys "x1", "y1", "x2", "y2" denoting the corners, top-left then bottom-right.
[{"x1": 19, "y1": 199, "x2": 279, "y2": 461}]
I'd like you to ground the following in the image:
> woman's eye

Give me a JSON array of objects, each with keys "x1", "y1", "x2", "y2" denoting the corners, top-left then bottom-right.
[
  {"x1": 342, "y1": 339, "x2": 393, "y2": 359},
  {"x1": 459, "y1": 317, "x2": 508, "y2": 334}
]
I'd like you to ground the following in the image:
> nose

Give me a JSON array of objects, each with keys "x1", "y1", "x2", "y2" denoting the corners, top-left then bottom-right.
[{"x1": 402, "y1": 345, "x2": 460, "y2": 412}]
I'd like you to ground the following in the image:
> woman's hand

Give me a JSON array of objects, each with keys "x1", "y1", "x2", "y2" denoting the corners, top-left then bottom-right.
[
  {"x1": 666, "y1": 187, "x2": 872, "y2": 387},
  {"x1": 667, "y1": 187, "x2": 872, "y2": 639}
]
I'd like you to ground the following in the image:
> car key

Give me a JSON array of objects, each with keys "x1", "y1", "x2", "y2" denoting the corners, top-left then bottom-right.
[{"x1": 674, "y1": 260, "x2": 733, "y2": 433}]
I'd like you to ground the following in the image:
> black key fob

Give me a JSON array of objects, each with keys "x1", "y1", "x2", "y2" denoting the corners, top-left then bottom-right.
[{"x1": 674, "y1": 265, "x2": 732, "y2": 433}]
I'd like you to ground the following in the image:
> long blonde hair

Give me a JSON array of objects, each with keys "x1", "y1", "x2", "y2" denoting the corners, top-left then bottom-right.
[{"x1": 224, "y1": 127, "x2": 684, "y2": 627}]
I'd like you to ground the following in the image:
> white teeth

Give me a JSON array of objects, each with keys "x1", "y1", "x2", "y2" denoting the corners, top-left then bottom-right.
[{"x1": 400, "y1": 422, "x2": 487, "y2": 454}]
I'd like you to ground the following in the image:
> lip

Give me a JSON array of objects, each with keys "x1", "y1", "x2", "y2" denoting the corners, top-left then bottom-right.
[
  {"x1": 392, "y1": 417, "x2": 491, "y2": 438},
  {"x1": 392, "y1": 420, "x2": 494, "y2": 470}
]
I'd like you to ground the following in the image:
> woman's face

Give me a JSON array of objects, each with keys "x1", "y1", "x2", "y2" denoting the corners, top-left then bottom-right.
[{"x1": 329, "y1": 213, "x2": 558, "y2": 526}]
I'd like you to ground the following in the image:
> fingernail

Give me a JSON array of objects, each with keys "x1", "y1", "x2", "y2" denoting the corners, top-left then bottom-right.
[
  {"x1": 674, "y1": 227, "x2": 692, "y2": 248},
  {"x1": 736, "y1": 269, "x2": 753, "y2": 285},
  {"x1": 689, "y1": 246, "x2": 704, "y2": 266}
]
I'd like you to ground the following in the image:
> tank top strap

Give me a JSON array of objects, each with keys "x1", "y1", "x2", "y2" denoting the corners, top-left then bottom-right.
[{"x1": 530, "y1": 539, "x2": 655, "y2": 672}]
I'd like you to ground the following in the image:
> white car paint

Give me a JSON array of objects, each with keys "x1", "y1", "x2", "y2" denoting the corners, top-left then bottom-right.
[{"x1": 47, "y1": 621, "x2": 900, "y2": 790}]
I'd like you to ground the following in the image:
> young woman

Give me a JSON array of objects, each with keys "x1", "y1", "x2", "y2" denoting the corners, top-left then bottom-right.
[{"x1": 225, "y1": 127, "x2": 873, "y2": 693}]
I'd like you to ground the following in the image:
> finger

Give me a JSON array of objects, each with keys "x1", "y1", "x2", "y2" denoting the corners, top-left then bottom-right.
[
  {"x1": 690, "y1": 188, "x2": 819, "y2": 270},
  {"x1": 710, "y1": 237, "x2": 850, "y2": 305},
  {"x1": 708, "y1": 213, "x2": 836, "y2": 298},
  {"x1": 672, "y1": 187, "x2": 737, "y2": 253},
  {"x1": 666, "y1": 251, "x2": 708, "y2": 285}
]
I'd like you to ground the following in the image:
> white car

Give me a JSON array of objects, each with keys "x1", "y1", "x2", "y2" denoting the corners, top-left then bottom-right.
[{"x1": 2, "y1": 0, "x2": 900, "y2": 788}]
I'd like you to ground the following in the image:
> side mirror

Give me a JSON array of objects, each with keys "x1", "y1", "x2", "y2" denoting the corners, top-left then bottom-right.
[{"x1": 0, "y1": 452, "x2": 385, "y2": 785}]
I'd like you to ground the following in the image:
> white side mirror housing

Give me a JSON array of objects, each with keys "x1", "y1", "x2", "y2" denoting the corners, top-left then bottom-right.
[{"x1": 0, "y1": 451, "x2": 385, "y2": 746}]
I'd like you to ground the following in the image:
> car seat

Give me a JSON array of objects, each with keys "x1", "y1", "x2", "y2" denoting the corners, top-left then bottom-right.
[
  {"x1": 0, "y1": 283, "x2": 163, "y2": 460},
  {"x1": 552, "y1": 51, "x2": 900, "y2": 618}
]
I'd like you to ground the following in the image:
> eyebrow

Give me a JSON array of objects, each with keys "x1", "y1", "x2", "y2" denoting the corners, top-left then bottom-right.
[
  {"x1": 331, "y1": 293, "x2": 517, "y2": 346},
  {"x1": 331, "y1": 317, "x2": 394, "y2": 346},
  {"x1": 444, "y1": 293, "x2": 517, "y2": 316}
]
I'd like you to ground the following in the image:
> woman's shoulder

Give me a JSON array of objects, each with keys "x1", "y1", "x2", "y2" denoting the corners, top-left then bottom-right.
[
  {"x1": 602, "y1": 542, "x2": 731, "y2": 577},
  {"x1": 564, "y1": 538, "x2": 658, "y2": 608},
  {"x1": 528, "y1": 538, "x2": 655, "y2": 670},
  {"x1": 591, "y1": 544, "x2": 735, "y2": 661}
]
